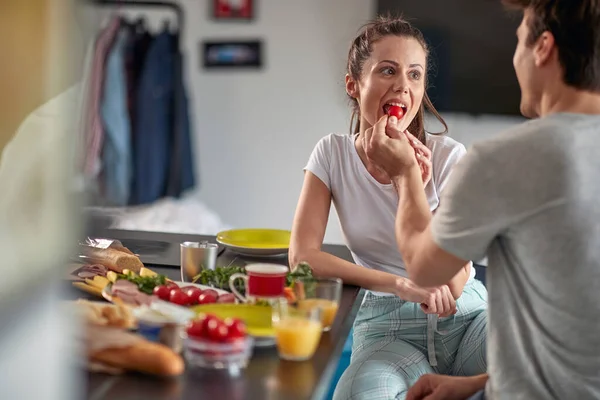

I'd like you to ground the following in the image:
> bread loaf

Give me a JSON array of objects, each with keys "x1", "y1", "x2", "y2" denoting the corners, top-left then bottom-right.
[
  {"x1": 91, "y1": 340, "x2": 185, "y2": 377},
  {"x1": 85, "y1": 247, "x2": 143, "y2": 273}
]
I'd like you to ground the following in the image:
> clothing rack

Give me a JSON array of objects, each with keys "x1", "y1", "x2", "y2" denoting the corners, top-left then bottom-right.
[
  {"x1": 91, "y1": 0, "x2": 194, "y2": 203},
  {"x1": 92, "y1": 0, "x2": 185, "y2": 42}
]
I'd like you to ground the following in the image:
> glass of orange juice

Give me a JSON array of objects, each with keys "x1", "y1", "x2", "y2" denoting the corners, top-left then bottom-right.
[
  {"x1": 272, "y1": 299, "x2": 323, "y2": 361},
  {"x1": 292, "y1": 277, "x2": 342, "y2": 332}
]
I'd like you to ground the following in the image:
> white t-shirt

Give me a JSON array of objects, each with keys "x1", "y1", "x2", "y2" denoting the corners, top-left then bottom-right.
[{"x1": 304, "y1": 132, "x2": 475, "y2": 291}]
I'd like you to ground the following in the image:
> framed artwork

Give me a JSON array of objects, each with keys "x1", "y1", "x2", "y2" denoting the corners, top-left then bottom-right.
[
  {"x1": 213, "y1": 0, "x2": 254, "y2": 20},
  {"x1": 202, "y1": 40, "x2": 263, "y2": 69}
]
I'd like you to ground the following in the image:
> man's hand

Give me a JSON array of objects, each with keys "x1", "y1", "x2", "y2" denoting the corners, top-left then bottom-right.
[
  {"x1": 407, "y1": 374, "x2": 487, "y2": 400},
  {"x1": 364, "y1": 115, "x2": 417, "y2": 179}
]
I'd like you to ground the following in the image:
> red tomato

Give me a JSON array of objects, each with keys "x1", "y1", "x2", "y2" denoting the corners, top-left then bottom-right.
[
  {"x1": 224, "y1": 318, "x2": 247, "y2": 339},
  {"x1": 169, "y1": 290, "x2": 190, "y2": 306},
  {"x1": 207, "y1": 320, "x2": 229, "y2": 342},
  {"x1": 183, "y1": 287, "x2": 203, "y2": 305},
  {"x1": 186, "y1": 319, "x2": 205, "y2": 338},
  {"x1": 203, "y1": 315, "x2": 220, "y2": 338},
  {"x1": 198, "y1": 292, "x2": 218, "y2": 305},
  {"x1": 388, "y1": 105, "x2": 405, "y2": 119},
  {"x1": 201, "y1": 314, "x2": 218, "y2": 334},
  {"x1": 165, "y1": 282, "x2": 180, "y2": 290},
  {"x1": 216, "y1": 293, "x2": 236, "y2": 304},
  {"x1": 201, "y1": 289, "x2": 218, "y2": 298},
  {"x1": 152, "y1": 285, "x2": 171, "y2": 301}
]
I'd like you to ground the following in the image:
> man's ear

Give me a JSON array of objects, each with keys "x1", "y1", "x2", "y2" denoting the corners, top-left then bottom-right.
[
  {"x1": 345, "y1": 74, "x2": 359, "y2": 99},
  {"x1": 533, "y1": 31, "x2": 556, "y2": 67}
]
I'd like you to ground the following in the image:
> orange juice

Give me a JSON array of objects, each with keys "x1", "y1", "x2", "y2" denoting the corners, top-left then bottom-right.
[
  {"x1": 273, "y1": 317, "x2": 322, "y2": 360},
  {"x1": 297, "y1": 299, "x2": 339, "y2": 330}
]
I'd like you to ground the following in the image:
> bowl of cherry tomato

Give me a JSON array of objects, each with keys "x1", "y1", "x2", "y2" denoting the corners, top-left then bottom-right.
[{"x1": 183, "y1": 314, "x2": 253, "y2": 370}]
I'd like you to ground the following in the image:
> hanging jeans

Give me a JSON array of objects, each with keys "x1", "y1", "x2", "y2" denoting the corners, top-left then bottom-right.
[{"x1": 131, "y1": 31, "x2": 174, "y2": 205}]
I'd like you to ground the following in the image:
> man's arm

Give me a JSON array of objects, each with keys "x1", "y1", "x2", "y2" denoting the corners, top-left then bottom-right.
[{"x1": 392, "y1": 163, "x2": 469, "y2": 288}]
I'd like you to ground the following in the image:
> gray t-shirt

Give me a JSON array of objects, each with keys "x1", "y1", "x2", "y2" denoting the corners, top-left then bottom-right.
[{"x1": 432, "y1": 113, "x2": 600, "y2": 400}]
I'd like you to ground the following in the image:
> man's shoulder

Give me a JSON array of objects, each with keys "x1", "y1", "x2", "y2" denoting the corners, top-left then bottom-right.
[
  {"x1": 466, "y1": 116, "x2": 562, "y2": 161},
  {"x1": 471, "y1": 113, "x2": 598, "y2": 156}
]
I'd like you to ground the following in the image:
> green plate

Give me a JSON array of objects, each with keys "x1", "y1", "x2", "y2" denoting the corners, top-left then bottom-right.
[
  {"x1": 216, "y1": 228, "x2": 291, "y2": 256},
  {"x1": 191, "y1": 303, "x2": 275, "y2": 338}
]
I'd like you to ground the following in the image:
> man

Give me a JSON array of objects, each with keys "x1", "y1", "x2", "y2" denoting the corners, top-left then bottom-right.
[{"x1": 363, "y1": 1, "x2": 600, "y2": 399}]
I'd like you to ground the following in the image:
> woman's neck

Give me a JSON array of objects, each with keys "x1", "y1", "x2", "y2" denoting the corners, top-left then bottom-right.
[{"x1": 354, "y1": 125, "x2": 391, "y2": 185}]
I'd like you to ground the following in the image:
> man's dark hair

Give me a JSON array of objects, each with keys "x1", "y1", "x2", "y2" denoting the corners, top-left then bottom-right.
[{"x1": 503, "y1": 0, "x2": 600, "y2": 92}]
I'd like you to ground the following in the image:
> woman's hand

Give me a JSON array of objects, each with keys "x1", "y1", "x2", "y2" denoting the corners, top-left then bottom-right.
[
  {"x1": 404, "y1": 131, "x2": 432, "y2": 186},
  {"x1": 395, "y1": 278, "x2": 457, "y2": 317}
]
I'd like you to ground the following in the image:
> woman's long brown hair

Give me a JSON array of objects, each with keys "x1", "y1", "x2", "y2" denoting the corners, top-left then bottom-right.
[{"x1": 347, "y1": 15, "x2": 448, "y2": 144}]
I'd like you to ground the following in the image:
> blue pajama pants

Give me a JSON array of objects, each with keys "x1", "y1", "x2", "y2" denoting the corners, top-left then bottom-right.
[{"x1": 333, "y1": 279, "x2": 488, "y2": 400}]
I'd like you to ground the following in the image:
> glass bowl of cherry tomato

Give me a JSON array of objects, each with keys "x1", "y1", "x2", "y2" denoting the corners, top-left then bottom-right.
[{"x1": 183, "y1": 314, "x2": 253, "y2": 370}]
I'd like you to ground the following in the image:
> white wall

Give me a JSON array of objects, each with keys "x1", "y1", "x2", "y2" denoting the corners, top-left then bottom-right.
[
  {"x1": 183, "y1": 0, "x2": 375, "y2": 244},
  {"x1": 90, "y1": 1, "x2": 525, "y2": 245}
]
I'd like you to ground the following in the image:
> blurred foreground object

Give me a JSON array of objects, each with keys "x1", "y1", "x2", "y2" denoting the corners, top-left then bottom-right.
[{"x1": 0, "y1": 0, "x2": 90, "y2": 398}]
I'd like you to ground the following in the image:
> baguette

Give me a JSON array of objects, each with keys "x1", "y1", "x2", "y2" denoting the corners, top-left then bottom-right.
[
  {"x1": 85, "y1": 247, "x2": 143, "y2": 273},
  {"x1": 91, "y1": 340, "x2": 185, "y2": 377}
]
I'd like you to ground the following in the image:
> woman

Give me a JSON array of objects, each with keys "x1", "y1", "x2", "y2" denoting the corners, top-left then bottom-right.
[{"x1": 289, "y1": 16, "x2": 488, "y2": 400}]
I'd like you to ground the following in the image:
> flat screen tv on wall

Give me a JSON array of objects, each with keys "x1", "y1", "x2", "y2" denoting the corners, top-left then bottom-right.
[{"x1": 377, "y1": 0, "x2": 522, "y2": 116}]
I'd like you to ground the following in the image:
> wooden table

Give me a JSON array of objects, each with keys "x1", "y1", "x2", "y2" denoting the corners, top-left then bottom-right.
[{"x1": 71, "y1": 229, "x2": 365, "y2": 400}]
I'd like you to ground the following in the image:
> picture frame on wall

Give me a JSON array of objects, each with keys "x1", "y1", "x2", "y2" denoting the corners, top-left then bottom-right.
[
  {"x1": 202, "y1": 40, "x2": 263, "y2": 69},
  {"x1": 213, "y1": 0, "x2": 254, "y2": 20}
]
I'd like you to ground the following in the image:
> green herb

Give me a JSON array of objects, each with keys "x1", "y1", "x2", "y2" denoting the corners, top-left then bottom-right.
[
  {"x1": 190, "y1": 262, "x2": 315, "y2": 294},
  {"x1": 117, "y1": 273, "x2": 167, "y2": 295},
  {"x1": 192, "y1": 265, "x2": 246, "y2": 291},
  {"x1": 286, "y1": 262, "x2": 314, "y2": 286}
]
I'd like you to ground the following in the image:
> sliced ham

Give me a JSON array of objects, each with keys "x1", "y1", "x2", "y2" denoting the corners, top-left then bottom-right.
[
  {"x1": 111, "y1": 280, "x2": 154, "y2": 307},
  {"x1": 135, "y1": 293, "x2": 153, "y2": 307},
  {"x1": 112, "y1": 279, "x2": 139, "y2": 294},
  {"x1": 77, "y1": 264, "x2": 108, "y2": 279},
  {"x1": 113, "y1": 292, "x2": 139, "y2": 305}
]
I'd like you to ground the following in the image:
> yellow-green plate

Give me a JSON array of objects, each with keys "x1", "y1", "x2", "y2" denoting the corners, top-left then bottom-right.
[
  {"x1": 216, "y1": 228, "x2": 291, "y2": 257},
  {"x1": 191, "y1": 303, "x2": 275, "y2": 346}
]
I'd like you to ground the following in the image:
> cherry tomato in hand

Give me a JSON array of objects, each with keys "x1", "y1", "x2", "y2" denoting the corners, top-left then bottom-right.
[
  {"x1": 153, "y1": 285, "x2": 171, "y2": 301},
  {"x1": 388, "y1": 105, "x2": 405, "y2": 119},
  {"x1": 169, "y1": 290, "x2": 191, "y2": 306}
]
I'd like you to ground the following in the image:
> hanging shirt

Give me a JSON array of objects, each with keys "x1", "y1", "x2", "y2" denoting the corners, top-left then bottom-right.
[
  {"x1": 83, "y1": 17, "x2": 120, "y2": 178},
  {"x1": 101, "y1": 27, "x2": 131, "y2": 206}
]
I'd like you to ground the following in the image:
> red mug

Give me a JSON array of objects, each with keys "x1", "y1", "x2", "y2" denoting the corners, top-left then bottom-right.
[{"x1": 229, "y1": 263, "x2": 288, "y2": 302}]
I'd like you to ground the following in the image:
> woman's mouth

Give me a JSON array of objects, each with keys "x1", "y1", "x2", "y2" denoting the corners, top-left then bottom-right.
[{"x1": 383, "y1": 102, "x2": 408, "y2": 118}]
